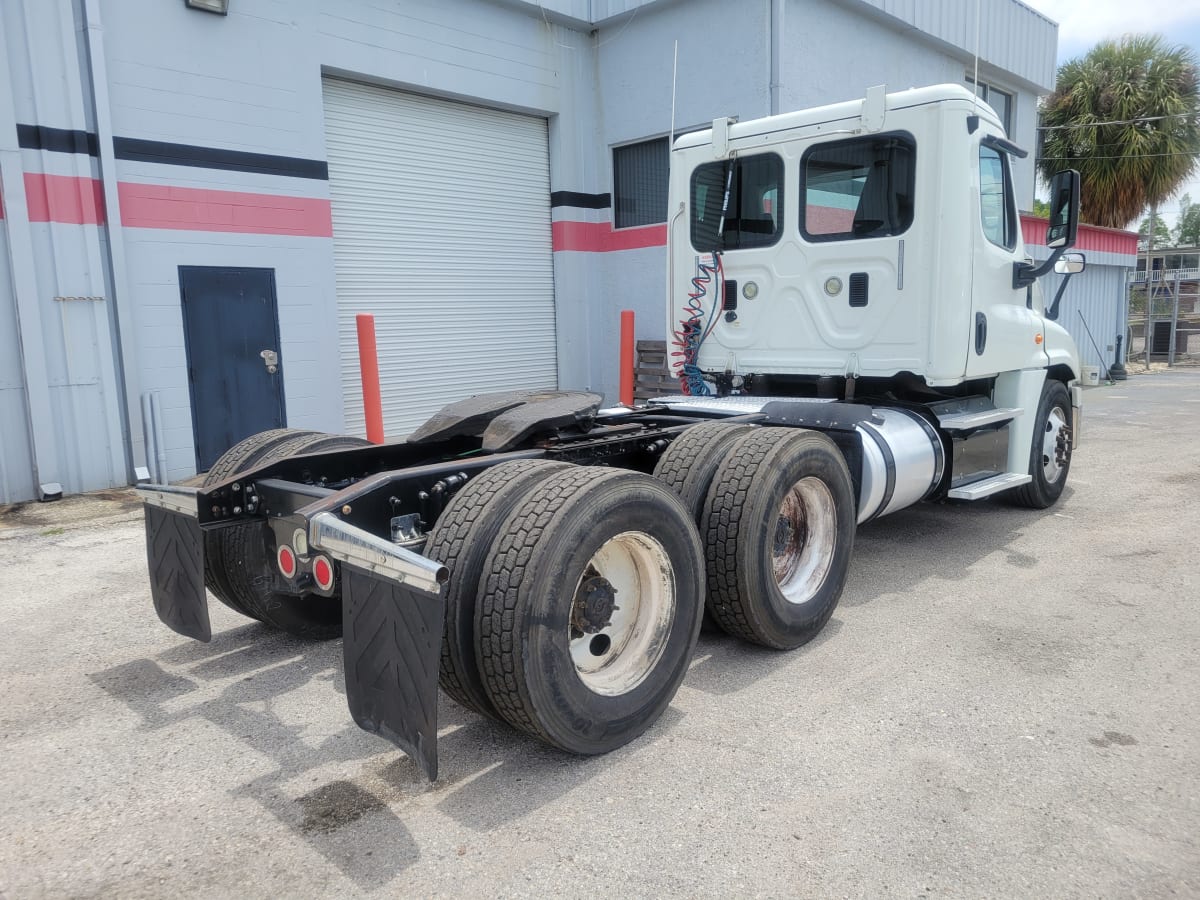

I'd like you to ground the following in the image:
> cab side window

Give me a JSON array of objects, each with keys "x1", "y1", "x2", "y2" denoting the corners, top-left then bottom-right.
[{"x1": 979, "y1": 145, "x2": 1016, "y2": 250}]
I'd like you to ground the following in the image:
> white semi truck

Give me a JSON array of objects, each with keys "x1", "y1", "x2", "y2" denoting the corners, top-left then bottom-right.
[{"x1": 138, "y1": 84, "x2": 1086, "y2": 779}]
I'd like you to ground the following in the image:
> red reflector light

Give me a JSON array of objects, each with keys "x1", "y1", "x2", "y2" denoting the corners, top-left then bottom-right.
[
  {"x1": 277, "y1": 544, "x2": 297, "y2": 579},
  {"x1": 313, "y1": 554, "x2": 335, "y2": 592}
]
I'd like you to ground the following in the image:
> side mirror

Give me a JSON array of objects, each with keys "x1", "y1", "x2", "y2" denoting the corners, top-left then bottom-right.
[
  {"x1": 1045, "y1": 169, "x2": 1080, "y2": 249},
  {"x1": 1046, "y1": 252, "x2": 1086, "y2": 321},
  {"x1": 1054, "y1": 251, "x2": 1085, "y2": 275}
]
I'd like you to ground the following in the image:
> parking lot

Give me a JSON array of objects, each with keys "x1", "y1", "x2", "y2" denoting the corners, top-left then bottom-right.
[{"x1": 2, "y1": 371, "x2": 1198, "y2": 898}]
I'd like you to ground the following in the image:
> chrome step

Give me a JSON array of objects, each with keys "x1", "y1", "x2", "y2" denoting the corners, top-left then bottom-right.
[
  {"x1": 936, "y1": 407, "x2": 1021, "y2": 432},
  {"x1": 947, "y1": 472, "x2": 1032, "y2": 500}
]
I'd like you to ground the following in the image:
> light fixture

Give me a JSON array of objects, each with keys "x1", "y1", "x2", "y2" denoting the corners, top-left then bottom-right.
[
  {"x1": 742, "y1": 281, "x2": 759, "y2": 300},
  {"x1": 185, "y1": 0, "x2": 229, "y2": 15}
]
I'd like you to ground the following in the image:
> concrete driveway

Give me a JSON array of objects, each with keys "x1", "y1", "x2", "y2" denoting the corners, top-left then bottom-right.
[{"x1": 2, "y1": 371, "x2": 1198, "y2": 898}]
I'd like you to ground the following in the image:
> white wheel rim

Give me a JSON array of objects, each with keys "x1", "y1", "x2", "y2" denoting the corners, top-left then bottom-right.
[
  {"x1": 569, "y1": 531, "x2": 676, "y2": 697},
  {"x1": 1042, "y1": 406, "x2": 1070, "y2": 484},
  {"x1": 773, "y1": 477, "x2": 837, "y2": 605}
]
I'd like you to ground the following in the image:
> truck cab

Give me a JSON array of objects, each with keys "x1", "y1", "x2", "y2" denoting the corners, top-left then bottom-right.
[{"x1": 667, "y1": 82, "x2": 1083, "y2": 505}]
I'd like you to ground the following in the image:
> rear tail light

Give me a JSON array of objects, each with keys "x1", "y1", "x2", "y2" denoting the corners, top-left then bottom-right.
[
  {"x1": 277, "y1": 544, "x2": 297, "y2": 579},
  {"x1": 312, "y1": 554, "x2": 335, "y2": 592}
]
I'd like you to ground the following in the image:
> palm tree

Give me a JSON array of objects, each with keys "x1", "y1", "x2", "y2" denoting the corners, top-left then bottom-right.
[{"x1": 1038, "y1": 35, "x2": 1200, "y2": 230}]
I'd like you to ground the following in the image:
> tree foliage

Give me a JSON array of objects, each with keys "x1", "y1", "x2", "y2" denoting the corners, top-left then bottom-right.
[
  {"x1": 1176, "y1": 193, "x2": 1200, "y2": 246},
  {"x1": 1138, "y1": 213, "x2": 1171, "y2": 250},
  {"x1": 1038, "y1": 35, "x2": 1200, "y2": 229}
]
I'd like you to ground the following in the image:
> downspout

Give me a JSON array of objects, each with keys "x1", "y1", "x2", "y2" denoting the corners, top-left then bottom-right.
[
  {"x1": 0, "y1": 13, "x2": 61, "y2": 499},
  {"x1": 79, "y1": 0, "x2": 147, "y2": 482},
  {"x1": 769, "y1": 0, "x2": 784, "y2": 115}
]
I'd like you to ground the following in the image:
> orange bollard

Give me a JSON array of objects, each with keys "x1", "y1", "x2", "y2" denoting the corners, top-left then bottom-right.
[
  {"x1": 355, "y1": 313, "x2": 385, "y2": 444},
  {"x1": 619, "y1": 310, "x2": 635, "y2": 407}
]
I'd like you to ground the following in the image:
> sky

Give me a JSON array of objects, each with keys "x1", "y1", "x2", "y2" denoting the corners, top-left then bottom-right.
[{"x1": 1018, "y1": 0, "x2": 1200, "y2": 229}]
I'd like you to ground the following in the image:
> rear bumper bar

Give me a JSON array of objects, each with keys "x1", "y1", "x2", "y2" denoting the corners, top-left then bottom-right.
[{"x1": 136, "y1": 482, "x2": 449, "y2": 779}]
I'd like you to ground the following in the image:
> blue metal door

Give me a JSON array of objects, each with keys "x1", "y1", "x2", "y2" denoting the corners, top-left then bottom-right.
[{"x1": 179, "y1": 266, "x2": 285, "y2": 471}]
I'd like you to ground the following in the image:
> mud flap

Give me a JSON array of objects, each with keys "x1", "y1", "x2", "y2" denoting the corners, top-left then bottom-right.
[
  {"x1": 341, "y1": 566, "x2": 445, "y2": 781},
  {"x1": 144, "y1": 504, "x2": 211, "y2": 642}
]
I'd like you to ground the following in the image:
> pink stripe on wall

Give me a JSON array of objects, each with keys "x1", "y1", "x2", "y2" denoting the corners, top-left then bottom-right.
[
  {"x1": 24, "y1": 173, "x2": 106, "y2": 225},
  {"x1": 552, "y1": 220, "x2": 666, "y2": 252},
  {"x1": 118, "y1": 182, "x2": 332, "y2": 236},
  {"x1": 1021, "y1": 214, "x2": 1137, "y2": 257}
]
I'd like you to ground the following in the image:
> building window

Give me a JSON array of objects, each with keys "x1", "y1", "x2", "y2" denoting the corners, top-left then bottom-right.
[
  {"x1": 979, "y1": 145, "x2": 1016, "y2": 250},
  {"x1": 801, "y1": 134, "x2": 916, "y2": 242},
  {"x1": 690, "y1": 153, "x2": 784, "y2": 251},
  {"x1": 613, "y1": 137, "x2": 668, "y2": 228},
  {"x1": 966, "y1": 76, "x2": 1014, "y2": 135}
]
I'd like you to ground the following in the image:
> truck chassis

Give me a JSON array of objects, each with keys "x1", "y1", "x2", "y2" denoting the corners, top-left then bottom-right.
[{"x1": 138, "y1": 384, "x2": 1074, "y2": 779}]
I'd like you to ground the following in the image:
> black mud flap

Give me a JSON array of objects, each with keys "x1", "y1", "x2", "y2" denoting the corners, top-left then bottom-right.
[
  {"x1": 144, "y1": 504, "x2": 211, "y2": 642},
  {"x1": 341, "y1": 566, "x2": 445, "y2": 781}
]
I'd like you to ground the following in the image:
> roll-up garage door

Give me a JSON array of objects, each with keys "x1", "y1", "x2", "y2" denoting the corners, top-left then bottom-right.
[{"x1": 321, "y1": 77, "x2": 558, "y2": 437}]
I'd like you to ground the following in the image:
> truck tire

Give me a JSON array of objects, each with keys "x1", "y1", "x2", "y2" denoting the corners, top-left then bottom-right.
[
  {"x1": 1008, "y1": 379, "x2": 1073, "y2": 509},
  {"x1": 218, "y1": 431, "x2": 372, "y2": 639},
  {"x1": 653, "y1": 421, "x2": 757, "y2": 633},
  {"x1": 653, "y1": 421, "x2": 758, "y2": 522},
  {"x1": 424, "y1": 459, "x2": 572, "y2": 717},
  {"x1": 202, "y1": 428, "x2": 322, "y2": 620},
  {"x1": 702, "y1": 427, "x2": 855, "y2": 649},
  {"x1": 476, "y1": 467, "x2": 704, "y2": 754}
]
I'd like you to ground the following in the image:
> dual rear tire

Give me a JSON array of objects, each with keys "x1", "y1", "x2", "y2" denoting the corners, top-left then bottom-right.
[
  {"x1": 654, "y1": 423, "x2": 856, "y2": 649},
  {"x1": 429, "y1": 421, "x2": 855, "y2": 757},
  {"x1": 201, "y1": 429, "x2": 371, "y2": 638},
  {"x1": 428, "y1": 464, "x2": 705, "y2": 754}
]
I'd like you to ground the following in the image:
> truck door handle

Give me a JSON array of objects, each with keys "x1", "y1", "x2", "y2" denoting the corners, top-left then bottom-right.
[{"x1": 974, "y1": 313, "x2": 987, "y2": 355}]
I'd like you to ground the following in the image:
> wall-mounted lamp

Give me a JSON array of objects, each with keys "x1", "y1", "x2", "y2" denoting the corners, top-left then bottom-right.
[{"x1": 184, "y1": 0, "x2": 229, "y2": 14}]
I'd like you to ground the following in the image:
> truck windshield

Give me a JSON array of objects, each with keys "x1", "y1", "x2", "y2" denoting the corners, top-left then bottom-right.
[{"x1": 690, "y1": 153, "x2": 783, "y2": 251}]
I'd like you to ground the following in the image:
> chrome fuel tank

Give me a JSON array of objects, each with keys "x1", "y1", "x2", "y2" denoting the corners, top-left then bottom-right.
[{"x1": 856, "y1": 408, "x2": 945, "y2": 524}]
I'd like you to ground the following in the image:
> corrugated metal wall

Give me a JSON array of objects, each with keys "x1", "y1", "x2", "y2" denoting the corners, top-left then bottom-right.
[
  {"x1": 829, "y1": 0, "x2": 1057, "y2": 91},
  {"x1": 0, "y1": 217, "x2": 37, "y2": 504},
  {"x1": 1030, "y1": 248, "x2": 1128, "y2": 374},
  {"x1": 1042, "y1": 266, "x2": 1127, "y2": 372}
]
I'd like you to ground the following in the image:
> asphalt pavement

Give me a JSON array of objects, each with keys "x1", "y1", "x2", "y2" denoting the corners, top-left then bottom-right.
[{"x1": 1, "y1": 370, "x2": 1198, "y2": 898}]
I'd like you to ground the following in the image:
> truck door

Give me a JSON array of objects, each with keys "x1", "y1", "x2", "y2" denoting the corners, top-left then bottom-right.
[
  {"x1": 792, "y1": 133, "x2": 922, "y2": 375},
  {"x1": 965, "y1": 136, "x2": 1046, "y2": 377}
]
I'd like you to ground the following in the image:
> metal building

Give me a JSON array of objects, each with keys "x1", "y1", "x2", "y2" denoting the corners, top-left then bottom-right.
[
  {"x1": 0, "y1": 0, "x2": 1059, "y2": 502},
  {"x1": 1023, "y1": 215, "x2": 1138, "y2": 377}
]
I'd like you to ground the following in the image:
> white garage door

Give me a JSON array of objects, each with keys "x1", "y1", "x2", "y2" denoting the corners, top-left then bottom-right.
[{"x1": 322, "y1": 77, "x2": 558, "y2": 437}]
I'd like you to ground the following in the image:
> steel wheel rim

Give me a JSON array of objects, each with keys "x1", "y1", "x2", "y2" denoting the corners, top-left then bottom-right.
[
  {"x1": 1042, "y1": 405, "x2": 1069, "y2": 484},
  {"x1": 773, "y1": 477, "x2": 837, "y2": 605},
  {"x1": 569, "y1": 531, "x2": 676, "y2": 697}
]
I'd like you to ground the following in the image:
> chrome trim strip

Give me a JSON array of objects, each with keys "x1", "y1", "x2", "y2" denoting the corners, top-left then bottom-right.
[
  {"x1": 936, "y1": 407, "x2": 1022, "y2": 431},
  {"x1": 308, "y1": 512, "x2": 447, "y2": 595},
  {"x1": 135, "y1": 483, "x2": 199, "y2": 516},
  {"x1": 947, "y1": 472, "x2": 1031, "y2": 500}
]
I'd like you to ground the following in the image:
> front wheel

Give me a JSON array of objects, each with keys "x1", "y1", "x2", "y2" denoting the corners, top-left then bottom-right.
[{"x1": 1008, "y1": 379, "x2": 1072, "y2": 509}]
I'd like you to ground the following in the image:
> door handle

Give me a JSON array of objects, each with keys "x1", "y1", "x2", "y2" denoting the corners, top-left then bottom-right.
[
  {"x1": 260, "y1": 349, "x2": 279, "y2": 374},
  {"x1": 974, "y1": 313, "x2": 987, "y2": 356}
]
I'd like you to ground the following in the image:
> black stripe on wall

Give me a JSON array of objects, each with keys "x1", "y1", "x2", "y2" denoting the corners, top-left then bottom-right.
[
  {"x1": 550, "y1": 190, "x2": 611, "y2": 210},
  {"x1": 113, "y1": 137, "x2": 329, "y2": 181},
  {"x1": 16, "y1": 124, "x2": 99, "y2": 156}
]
